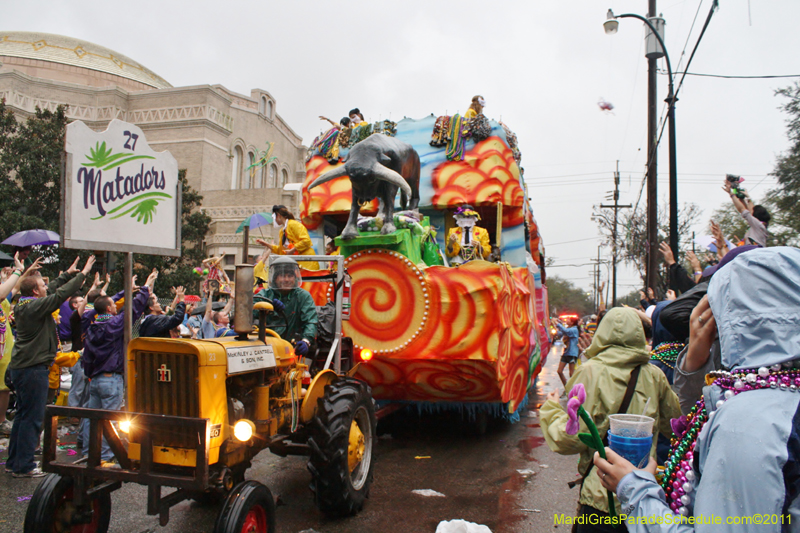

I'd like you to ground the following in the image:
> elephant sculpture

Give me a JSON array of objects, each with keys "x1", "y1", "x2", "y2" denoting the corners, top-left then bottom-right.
[{"x1": 308, "y1": 134, "x2": 420, "y2": 240}]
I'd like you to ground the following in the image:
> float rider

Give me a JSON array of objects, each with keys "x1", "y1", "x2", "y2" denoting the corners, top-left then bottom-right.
[
  {"x1": 445, "y1": 205, "x2": 491, "y2": 265},
  {"x1": 265, "y1": 206, "x2": 320, "y2": 270},
  {"x1": 253, "y1": 256, "x2": 318, "y2": 357}
]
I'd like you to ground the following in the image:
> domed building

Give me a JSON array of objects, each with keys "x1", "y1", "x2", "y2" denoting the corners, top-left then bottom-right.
[{"x1": 0, "y1": 31, "x2": 306, "y2": 271}]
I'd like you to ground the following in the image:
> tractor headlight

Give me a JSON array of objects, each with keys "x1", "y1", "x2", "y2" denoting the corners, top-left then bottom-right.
[
  {"x1": 359, "y1": 348, "x2": 374, "y2": 362},
  {"x1": 233, "y1": 419, "x2": 256, "y2": 442},
  {"x1": 119, "y1": 420, "x2": 132, "y2": 433}
]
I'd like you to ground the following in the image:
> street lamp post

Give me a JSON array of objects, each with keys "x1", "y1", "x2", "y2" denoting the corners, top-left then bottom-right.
[{"x1": 604, "y1": 9, "x2": 679, "y2": 260}]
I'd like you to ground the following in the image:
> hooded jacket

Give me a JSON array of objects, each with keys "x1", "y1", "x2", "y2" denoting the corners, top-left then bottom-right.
[
  {"x1": 617, "y1": 247, "x2": 800, "y2": 531},
  {"x1": 541, "y1": 307, "x2": 680, "y2": 514}
]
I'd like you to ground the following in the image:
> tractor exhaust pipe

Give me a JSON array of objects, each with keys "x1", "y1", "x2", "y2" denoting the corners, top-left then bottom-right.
[{"x1": 233, "y1": 264, "x2": 254, "y2": 340}]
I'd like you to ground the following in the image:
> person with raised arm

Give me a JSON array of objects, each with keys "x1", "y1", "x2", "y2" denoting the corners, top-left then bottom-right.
[
  {"x1": 6, "y1": 255, "x2": 94, "y2": 477},
  {"x1": 79, "y1": 268, "x2": 154, "y2": 465}
]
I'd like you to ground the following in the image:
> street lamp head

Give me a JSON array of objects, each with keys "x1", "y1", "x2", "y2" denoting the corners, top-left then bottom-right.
[{"x1": 604, "y1": 9, "x2": 619, "y2": 34}]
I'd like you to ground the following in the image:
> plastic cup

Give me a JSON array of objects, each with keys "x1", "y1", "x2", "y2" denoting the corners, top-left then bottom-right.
[
  {"x1": 608, "y1": 414, "x2": 654, "y2": 438},
  {"x1": 608, "y1": 433, "x2": 653, "y2": 467},
  {"x1": 608, "y1": 414, "x2": 655, "y2": 467}
]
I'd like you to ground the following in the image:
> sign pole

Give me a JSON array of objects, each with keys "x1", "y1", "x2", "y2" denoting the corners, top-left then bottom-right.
[{"x1": 123, "y1": 252, "x2": 133, "y2": 395}]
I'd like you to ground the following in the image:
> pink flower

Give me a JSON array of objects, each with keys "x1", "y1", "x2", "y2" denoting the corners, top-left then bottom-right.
[
  {"x1": 566, "y1": 397, "x2": 582, "y2": 435},
  {"x1": 568, "y1": 383, "x2": 586, "y2": 404}
]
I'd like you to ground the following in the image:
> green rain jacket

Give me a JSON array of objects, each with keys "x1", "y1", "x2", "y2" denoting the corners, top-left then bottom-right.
[
  {"x1": 253, "y1": 287, "x2": 317, "y2": 343},
  {"x1": 540, "y1": 307, "x2": 680, "y2": 514}
]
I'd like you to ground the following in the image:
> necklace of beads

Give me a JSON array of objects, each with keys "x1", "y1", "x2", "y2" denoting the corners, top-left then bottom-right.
[
  {"x1": 95, "y1": 313, "x2": 114, "y2": 323},
  {"x1": 661, "y1": 363, "x2": 797, "y2": 516},
  {"x1": 650, "y1": 342, "x2": 685, "y2": 370},
  {"x1": 16, "y1": 296, "x2": 38, "y2": 308}
]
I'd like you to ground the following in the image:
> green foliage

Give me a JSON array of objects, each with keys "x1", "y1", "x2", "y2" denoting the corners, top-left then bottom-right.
[
  {"x1": 0, "y1": 101, "x2": 76, "y2": 272},
  {"x1": 764, "y1": 82, "x2": 800, "y2": 246},
  {"x1": 0, "y1": 100, "x2": 211, "y2": 294},
  {"x1": 592, "y1": 202, "x2": 702, "y2": 291},
  {"x1": 547, "y1": 275, "x2": 594, "y2": 317},
  {"x1": 616, "y1": 289, "x2": 643, "y2": 308},
  {"x1": 708, "y1": 82, "x2": 800, "y2": 248}
]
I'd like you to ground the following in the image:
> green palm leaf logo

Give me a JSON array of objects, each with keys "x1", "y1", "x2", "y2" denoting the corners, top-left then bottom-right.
[
  {"x1": 84, "y1": 141, "x2": 155, "y2": 170},
  {"x1": 91, "y1": 192, "x2": 172, "y2": 224}
]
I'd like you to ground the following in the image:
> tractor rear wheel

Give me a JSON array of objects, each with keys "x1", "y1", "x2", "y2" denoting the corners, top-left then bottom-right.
[
  {"x1": 307, "y1": 377, "x2": 376, "y2": 517},
  {"x1": 24, "y1": 473, "x2": 111, "y2": 533},
  {"x1": 213, "y1": 480, "x2": 276, "y2": 533}
]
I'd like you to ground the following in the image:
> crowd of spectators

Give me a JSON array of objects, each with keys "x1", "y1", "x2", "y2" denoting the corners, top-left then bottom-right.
[
  {"x1": 0, "y1": 241, "x2": 321, "y2": 477},
  {"x1": 541, "y1": 180, "x2": 800, "y2": 531}
]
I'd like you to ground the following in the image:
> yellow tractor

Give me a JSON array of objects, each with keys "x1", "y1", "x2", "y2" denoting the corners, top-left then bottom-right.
[{"x1": 26, "y1": 257, "x2": 376, "y2": 533}]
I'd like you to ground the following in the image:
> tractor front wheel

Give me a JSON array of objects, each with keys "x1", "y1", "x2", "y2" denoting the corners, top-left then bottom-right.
[
  {"x1": 307, "y1": 377, "x2": 376, "y2": 517},
  {"x1": 213, "y1": 480, "x2": 276, "y2": 533},
  {"x1": 24, "y1": 473, "x2": 111, "y2": 533}
]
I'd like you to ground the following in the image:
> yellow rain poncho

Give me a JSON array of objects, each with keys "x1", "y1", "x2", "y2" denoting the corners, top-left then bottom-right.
[
  {"x1": 269, "y1": 219, "x2": 319, "y2": 270},
  {"x1": 540, "y1": 307, "x2": 680, "y2": 514}
]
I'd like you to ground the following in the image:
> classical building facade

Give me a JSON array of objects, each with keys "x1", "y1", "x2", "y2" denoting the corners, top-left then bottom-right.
[{"x1": 0, "y1": 31, "x2": 307, "y2": 273}]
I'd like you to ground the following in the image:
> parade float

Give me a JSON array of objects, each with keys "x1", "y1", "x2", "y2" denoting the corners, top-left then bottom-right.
[{"x1": 299, "y1": 109, "x2": 550, "y2": 420}]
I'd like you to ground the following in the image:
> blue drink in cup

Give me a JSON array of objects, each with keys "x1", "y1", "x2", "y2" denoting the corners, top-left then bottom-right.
[
  {"x1": 608, "y1": 433, "x2": 653, "y2": 467},
  {"x1": 608, "y1": 414, "x2": 655, "y2": 467}
]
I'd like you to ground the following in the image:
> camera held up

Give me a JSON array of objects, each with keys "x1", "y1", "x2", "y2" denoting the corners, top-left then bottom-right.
[{"x1": 726, "y1": 174, "x2": 746, "y2": 200}]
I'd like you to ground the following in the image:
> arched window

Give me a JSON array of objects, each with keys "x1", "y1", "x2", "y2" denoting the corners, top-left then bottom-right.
[
  {"x1": 260, "y1": 96, "x2": 267, "y2": 115},
  {"x1": 230, "y1": 146, "x2": 243, "y2": 189},
  {"x1": 268, "y1": 164, "x2": 277, "y2": 188},
  {"x1": 243, "y1": 152, "x2": 255, "y2": 189},
  {"x1": 267, "y1": 100, "x2": 274, "y2": 119},
  {"x1": 255, "y1": 165, "x2": 264, "y2": 188},
  {"x1": 280, "y1": 169, "x2": 289, "y2": 188}
]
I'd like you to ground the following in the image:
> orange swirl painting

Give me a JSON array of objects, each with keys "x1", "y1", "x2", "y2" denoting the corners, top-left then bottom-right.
[{"x1": 347, "y1": 250, "x2": 540, "y2": 413}]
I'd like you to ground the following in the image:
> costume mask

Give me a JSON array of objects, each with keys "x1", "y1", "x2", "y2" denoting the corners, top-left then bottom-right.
[{"x1": 456, "y1": 217, "x2": 476, "y2": 228}]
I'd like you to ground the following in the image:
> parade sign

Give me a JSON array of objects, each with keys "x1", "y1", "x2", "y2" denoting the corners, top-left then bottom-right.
[{"x1": 62, "y1": 119, "x2": 181, "y2": 256}]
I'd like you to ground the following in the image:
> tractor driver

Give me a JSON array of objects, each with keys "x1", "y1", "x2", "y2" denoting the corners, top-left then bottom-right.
[{"x1": 253, "y1": 256, "x2": 318, "y2": 358}]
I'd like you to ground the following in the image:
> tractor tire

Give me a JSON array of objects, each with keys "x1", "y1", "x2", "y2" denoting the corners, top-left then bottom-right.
[
  {"x1": 213, "y1": 480, "x2": 276, "y2": 533},
  {"x1": 24, "y1": 473, "x2": 111, "y2": 533},
  {"x1": 307, "y1": 377, "x2": 376, "y2": 517}
]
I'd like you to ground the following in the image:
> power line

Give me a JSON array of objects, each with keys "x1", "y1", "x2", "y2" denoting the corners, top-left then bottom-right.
[
  {"x1": 547, "y1": 236, "x2": 600, "y2": 246},
  {"x1": 547, "y1": 263, "x2": 601, "y2": 268},
  {"x1": 666, "y1": 71, "x2": 800, "y2": 80}
]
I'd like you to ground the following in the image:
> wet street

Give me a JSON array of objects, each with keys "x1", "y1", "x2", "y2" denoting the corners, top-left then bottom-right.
[{"x1": 0, "y1": 345, "x2": 581, "y2": 533}]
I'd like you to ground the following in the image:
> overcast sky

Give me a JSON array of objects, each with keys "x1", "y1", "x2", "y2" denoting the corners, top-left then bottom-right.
[{"x1": 6, "y1": 0, "x2": 799, "y2": 297}]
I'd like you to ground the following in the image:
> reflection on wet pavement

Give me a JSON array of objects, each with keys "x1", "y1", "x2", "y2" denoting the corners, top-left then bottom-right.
[
  {"x1": 517, "y1": 436, "x2": 547, "y2": 460},
  {"x1": 535, "y1": 343, "x2": 565, "y2": 400}
]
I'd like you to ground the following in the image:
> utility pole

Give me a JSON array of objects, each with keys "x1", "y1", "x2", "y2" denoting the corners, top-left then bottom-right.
[
  {"x1": 601, "y1": 162, "x2": 632, "y2": 307},
  {"x1": 590, "y1": 246, "x2": 604, "y2": 312},
  {"x1": 646, "y1": 0, "x2": 660, "y2": 295},
  {"x1": 596, "y1": 247, "x2": 601, "y2": 310}
]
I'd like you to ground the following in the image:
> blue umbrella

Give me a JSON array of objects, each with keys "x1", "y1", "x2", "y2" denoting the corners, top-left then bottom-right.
[
  {"x1": 2, "y1": 229, "x2": 60, "y2": 247},
  {"x1": 236, "y1": 213, "x2": 273, "y2": 233}
]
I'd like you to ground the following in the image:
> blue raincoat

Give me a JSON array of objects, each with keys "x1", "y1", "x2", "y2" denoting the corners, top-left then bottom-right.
[{"x1": 616, "y1": 247, "x2": 800, "y2": 532}]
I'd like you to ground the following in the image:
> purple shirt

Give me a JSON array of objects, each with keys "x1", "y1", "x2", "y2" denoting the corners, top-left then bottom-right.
[
  {"x1": 57, "y1": 300, "x2": 74, "y2": 342},
  {"x1": 82, "y1": 287, "x2": 149, "y2": 378}
]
